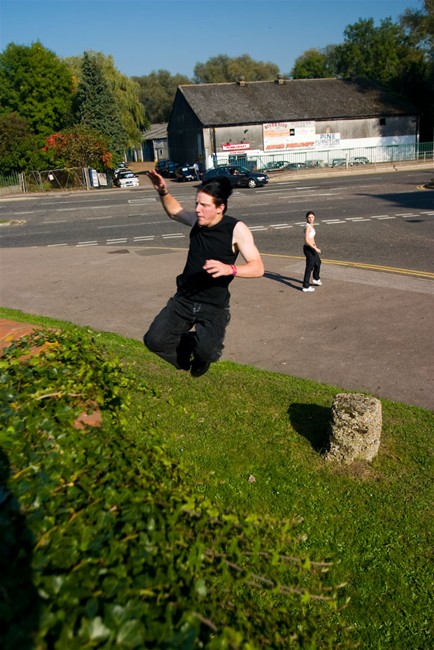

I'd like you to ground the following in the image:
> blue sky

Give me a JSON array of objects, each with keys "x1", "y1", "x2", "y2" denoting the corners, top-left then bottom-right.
[{"x1": 0, "y1": 0, "x2": 423, "y2": 79}]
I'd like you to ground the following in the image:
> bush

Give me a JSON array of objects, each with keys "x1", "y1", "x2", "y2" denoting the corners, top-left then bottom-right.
[{"x1": 0, "y1": 328, "x2": 353, "y2": 648}]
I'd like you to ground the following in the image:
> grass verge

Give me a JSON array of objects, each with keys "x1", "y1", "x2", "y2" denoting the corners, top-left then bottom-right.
[{"x1": 1, "y1": 306, "x2": 433, "y2": 648}]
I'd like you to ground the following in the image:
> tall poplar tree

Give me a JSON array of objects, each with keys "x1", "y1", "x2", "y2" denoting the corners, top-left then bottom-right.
[{"x1": 73, "y1": 52, "x2": 127, "y2": 157}]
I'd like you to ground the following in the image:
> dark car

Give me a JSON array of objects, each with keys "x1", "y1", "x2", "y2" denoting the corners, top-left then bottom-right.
[
  {"x1": 202, "y1": 165, "x2": 268, "y2": 188},
  {"x1": 283, "y1": 162, "x2": 306, "y2": 171},
  {"x1": 175, "y1": 165, "x2": 197, "y2": 182},
  {"x1": 331, "y1": 158, "x2": 347, "y2": 167},
  {"x1": 155, "y1": 160, "x2": 180, "y2": 178},
  {"x1": 258, "y1": 161, "x2": 286, "y2": 172}
]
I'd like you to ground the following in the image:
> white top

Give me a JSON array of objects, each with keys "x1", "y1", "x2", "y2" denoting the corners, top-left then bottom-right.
[{"x1": 305, "y1": 224, "x2": 316, "y2": 238}]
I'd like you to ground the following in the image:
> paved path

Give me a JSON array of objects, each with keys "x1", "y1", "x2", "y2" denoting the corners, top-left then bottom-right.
[{"x1": 1, "y1": 245, "x2": 433, "y2": 410}]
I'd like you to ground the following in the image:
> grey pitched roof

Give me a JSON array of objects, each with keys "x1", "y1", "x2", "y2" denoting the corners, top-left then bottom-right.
[
  {"x1": 143, "y1": 123, "x2": 168, "y2": 139},
  {"x1": 178, "y1": 78, "x2": 417, "y2": 126}
]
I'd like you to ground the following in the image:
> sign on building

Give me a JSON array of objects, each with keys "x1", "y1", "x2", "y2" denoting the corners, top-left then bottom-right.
[{"x1": 263, "y1": 121, "x2": 316, "y2": 150}]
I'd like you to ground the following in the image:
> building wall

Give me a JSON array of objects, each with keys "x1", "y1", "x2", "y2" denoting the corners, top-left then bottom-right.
[
  {"x1": 206, "y1": 117, "x2": 417, "y2": 168},
  {"x1": 168, "y1": 94, "x2": 204, "y2": 166},
  {"x1": 168, "y1": 93, "x2": 418, "y2": 169}
]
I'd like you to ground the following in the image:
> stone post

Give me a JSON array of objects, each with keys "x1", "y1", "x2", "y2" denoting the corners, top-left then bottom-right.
[{"x1": 325, "y1": 393, "x2": 382, "y2": 464}]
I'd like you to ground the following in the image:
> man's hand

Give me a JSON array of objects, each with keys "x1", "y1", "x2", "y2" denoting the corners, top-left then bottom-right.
[
  {"x1": 203, "y1": 259, "x2": 232, "y2": 278},
  {"x1": 146, "y1": 169, "x2": 167, "y2": 194}
]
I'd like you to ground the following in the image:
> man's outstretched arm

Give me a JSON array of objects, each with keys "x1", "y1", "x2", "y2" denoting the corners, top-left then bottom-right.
[{"x1": 146, "y1": 169, "x2": 196, "y2": 225}]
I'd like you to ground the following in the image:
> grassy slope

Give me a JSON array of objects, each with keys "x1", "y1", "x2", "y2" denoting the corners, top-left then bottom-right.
[{"x1": 1, "y1": 306, "x2": 433, "y2": 648}]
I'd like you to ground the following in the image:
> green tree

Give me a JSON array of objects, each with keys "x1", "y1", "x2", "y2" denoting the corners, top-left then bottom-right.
[
  {"x1": 0, "y1": 112, "x2": 50, "y2": 173},
  {"x1": 399, "y1": 0, "x2": 434, "y2": 140},
  {"x1": 0, "y1": 42, "x2": 73, "y2": 136},
  {"x1": 291, "y1": 48, "x2": 335, "y2": 79},
  {"x1": 329, "y1": 8, "x2": 433, "y2": 140},
  {"x1": 133, "y1": 69, "x2": 191, "y2": 123},
  {"x1": 67, "y1": 52, "x2": 148, "y2": 147},
  {"x1": 332, "y1": 17, "x2": 412, "y2": 84},
  {"x1": 0, "y1": 112, "x2": 33, "y2": 173},
  {"x1": 73, "y1": 52, "x2": 127, "y2": 158},
  {"x1": 193, "y1": 54, "x2": 279, "y2": 83}
]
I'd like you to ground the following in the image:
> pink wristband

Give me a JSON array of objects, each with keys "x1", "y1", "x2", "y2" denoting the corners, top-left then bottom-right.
[{"x1": 231, "y1": 265, "x2": 238, "y2": 276}]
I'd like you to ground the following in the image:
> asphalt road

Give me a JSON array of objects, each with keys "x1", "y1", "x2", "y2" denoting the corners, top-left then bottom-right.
[{"x1": 1, "y1": 168, "x2": 433, "y2": 272}]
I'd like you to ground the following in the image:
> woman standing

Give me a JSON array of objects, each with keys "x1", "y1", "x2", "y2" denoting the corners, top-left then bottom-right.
[{"x1": 302, "y1": 210, "x2": 322, "y2": 292}]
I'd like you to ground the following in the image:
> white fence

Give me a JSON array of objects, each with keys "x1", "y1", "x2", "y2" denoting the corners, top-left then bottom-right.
[{"x1": 219, "y1": 142, "x2": 434, "y2": 171}]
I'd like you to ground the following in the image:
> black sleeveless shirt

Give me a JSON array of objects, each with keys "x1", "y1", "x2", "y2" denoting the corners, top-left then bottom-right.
[{"x1": 176, "y1": 215, "x2": 239, "y2": 306}]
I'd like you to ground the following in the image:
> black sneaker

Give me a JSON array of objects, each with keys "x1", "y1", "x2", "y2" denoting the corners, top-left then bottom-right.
[{"x1": 190, "y1": 358, "x2": 211, "y2": 377}]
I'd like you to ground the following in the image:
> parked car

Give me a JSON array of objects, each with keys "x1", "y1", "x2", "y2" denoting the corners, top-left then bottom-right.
[
  {"x1": 258, "y1": 161, "x2": 286, "y2": 172},
  {"x1": 350, "y1": 156, "x2": 370, "y2": 165},
  {"x1": 175, "y1": 165, "x2": 197, "y2": 182},
  {"x1": 113, "y1": 162, "x2": 128, "y2": 178},
  {"x1": 304, "y1": 159, "x2": 323, "y2": 168},
  {"x1": 331, "y1": 158, "x2": 347, "y2": 167},
  {"x1": 113, "y1": 171, "x2": 139, "y2": 188},
  {"x1": 284, "y1": 162, "x2": 306, "y2": 171},
  {"x1": 202, "y1": 165, "x2": 268, "y2": 188},
  {"x1": 155, "y1": 160, "x2": 180, "y2": 178}
]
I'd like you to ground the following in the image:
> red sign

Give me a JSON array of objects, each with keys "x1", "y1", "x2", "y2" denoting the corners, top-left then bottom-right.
[{"x1": 222, "y1": 142, "x2": 251, "y2": 151}]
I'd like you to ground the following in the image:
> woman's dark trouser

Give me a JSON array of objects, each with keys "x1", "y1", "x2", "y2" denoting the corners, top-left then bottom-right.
[
  {"x1": 144, "y1": 295, "x2": 231, "y2": 369},
  {"x1": 303, "y1": 245, "x2": 321, "y2": 288}
]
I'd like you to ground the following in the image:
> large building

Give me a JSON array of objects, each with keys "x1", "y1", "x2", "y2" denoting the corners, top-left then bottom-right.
[{"x1": 167, "y1": 77, "x2": 419, "y2": 170}]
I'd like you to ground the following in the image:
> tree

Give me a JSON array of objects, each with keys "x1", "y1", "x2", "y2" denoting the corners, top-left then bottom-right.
[
  {"x1": 399, "y1": 0, "x2": 434, "y2": 139},
  {"x1": 0, "y1": 42, "x2": 73, "y2": 136},
  {"x1": 0, "y1": 112, "x2": 37, "y2": 173},
  {"x1": 73, "y1": 52, "x2": 127, "y2": 158},
  {"x1": 332, "y1": 17, "x2": 412, "y2": 85},
  {"x1": 66, "y1": 52, "x2": 148, "y2": 148},
  {"x1": 42, "y1": 125, "x2": 112, "y2": 169},
  {"x1": 291, "y1": 48, "x2": 335, "y2": 79},
  {"x1": 193, "y1": 54, "x2": 279, "y2": 84},
  {"x1": 133, "y1": 70, "x2": 191, "y2": 123}
]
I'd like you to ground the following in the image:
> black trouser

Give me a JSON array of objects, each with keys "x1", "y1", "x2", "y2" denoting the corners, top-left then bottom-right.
[
  {"x1": 303, "y1": 245, "x2": 321, "y2": 288},
  {"x1": 144, "y1": 294, "x2": 230, "y2": 369}
]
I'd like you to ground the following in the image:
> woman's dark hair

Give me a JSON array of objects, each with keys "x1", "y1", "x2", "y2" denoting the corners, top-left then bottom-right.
[
  {"x1": 305, "y1": 210, "x2": 315, "y2": 219},
  {"x1": 200, "y1": 177, "x2": 233, "y2": 213}
]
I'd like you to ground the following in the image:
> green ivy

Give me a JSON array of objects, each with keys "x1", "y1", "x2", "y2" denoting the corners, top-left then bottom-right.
[{"x1": 0, "y1": 328, "x2": 353, "y2": 649}]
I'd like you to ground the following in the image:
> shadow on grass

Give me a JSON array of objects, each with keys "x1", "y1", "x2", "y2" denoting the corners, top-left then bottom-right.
[
  {"x1": 264, "y1": 271, "x2": 303, "y2": 291},
  {"x1": 288, "y1": 403, "x2": 331, "y2": 452},
  {"x1": 0, "y1": 448, "x2": 41, "y2": 649}
]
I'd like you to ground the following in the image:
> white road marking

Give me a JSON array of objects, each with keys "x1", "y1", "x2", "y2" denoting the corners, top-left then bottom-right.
[{"x1": 128, "y1": 198, "x2": 157, "y2": 204}]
